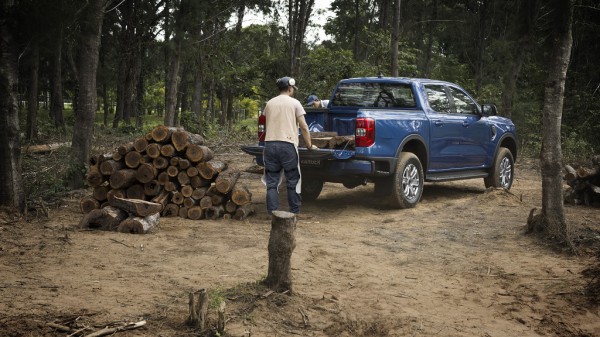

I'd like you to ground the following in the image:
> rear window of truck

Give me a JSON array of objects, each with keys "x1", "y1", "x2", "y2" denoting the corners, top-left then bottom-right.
[{"x1": 331, "y1": 82, "x2": 417, "y2": 108}]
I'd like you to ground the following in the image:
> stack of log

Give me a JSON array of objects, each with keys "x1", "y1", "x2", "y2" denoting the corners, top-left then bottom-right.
[
  {"x1": 564, "y1": 155, "x2": 600, "y2": 206},
  {"x1": 299, "y1": 132, "x2": 355, "y2": 150},
  {"x1": 79, "y1": 125, "x2": 255, "y2": 228}
]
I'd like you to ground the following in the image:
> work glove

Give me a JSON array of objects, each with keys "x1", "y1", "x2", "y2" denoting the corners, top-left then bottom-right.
[{"x1": 308, "y1": 144, "x2": 318, "y2": 150}]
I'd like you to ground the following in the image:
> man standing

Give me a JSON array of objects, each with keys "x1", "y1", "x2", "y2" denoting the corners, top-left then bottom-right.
[{"x1": 263, "y1": 76, "x2": 317, "y2": 215}]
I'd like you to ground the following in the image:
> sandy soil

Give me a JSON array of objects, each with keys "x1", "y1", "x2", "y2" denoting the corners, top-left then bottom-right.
[{"x1": 1, "y1": 149, "x2": 600, "y2": 337}]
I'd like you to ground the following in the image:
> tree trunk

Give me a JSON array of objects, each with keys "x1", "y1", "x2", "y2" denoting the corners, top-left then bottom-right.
[
  {"x1": 26, "y1": 41, "x2": 39, "y2": 140},
  {"x1": 165, "y1": 34, "x2": 182, "y2": 126},
  {"x1": 390, "y1": 0, "x2": 401, "y2": 76},
  {"x1": 263, "y1": 211, "x2": 297, "y2": 294},
  {"x1": 0, "y1": 0, "x2": 25, "y2": 211},
  {"x1": 79, "y1": 205, "x2": 128, "y2": 231},
  {"x1": 50, "y1": 26, "x2": 65, "y2": 129},
  {"x1": 117, "y1": 213, "x2": 160, "y2": 234},
  {"x1": 69, "y1": 0, "x2": 106, "y2": 188},
  {"x1": 534, "y1": 0, "x2": 573, "y2": 240}
]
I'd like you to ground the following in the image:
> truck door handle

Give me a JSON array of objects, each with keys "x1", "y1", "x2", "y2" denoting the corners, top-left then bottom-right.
[{"x1": 434, "y1": 120, "x2": 443, "y2": 126}]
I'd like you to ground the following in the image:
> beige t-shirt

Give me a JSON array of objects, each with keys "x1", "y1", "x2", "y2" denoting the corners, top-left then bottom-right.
[{"x1": 264, "y1": 94, "x2": 306, "y2": 146}]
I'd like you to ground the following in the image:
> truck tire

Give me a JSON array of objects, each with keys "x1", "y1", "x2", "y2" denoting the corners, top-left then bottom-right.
[
  {"x1": 390, "y1": 152, "x2": 423, "y2": 209},
  {"x1": 301, "y1": 179, "x2": 324, "y2": 202},
  {"x1": 484, "y1": 147, "x2": 514, "y2": 189}
]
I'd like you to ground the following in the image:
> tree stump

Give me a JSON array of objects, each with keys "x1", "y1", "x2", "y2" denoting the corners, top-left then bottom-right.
[
  {"x1": 188, "y1": 288, "x2": 209, "y2": 331},
  {"x1": 262, "y1": 211, "x2": 297, "y2": 294}
]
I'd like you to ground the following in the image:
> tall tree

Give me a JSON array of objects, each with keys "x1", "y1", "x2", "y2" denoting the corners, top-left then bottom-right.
[
  {"x1": 69, "y1": 0, "x2": 108, "y2": 188},
  {"x1": 0, "y1": 0, "x2": 25, "y2": 211},
  {"x1": 26, "y1": 40, "x2": 39, "y2": 140},
  {"x1": 529, "y1": 0, "x2": 574, "y2": 240},
  {"x1": 288, "y1": 0, "x2": 314, "y2": 75},
  {"x1": 164, "y1": 0, "x2": 186, "y2": 126},
  {"x1": 390, "y1": 0, "x2": 400, "y2": 76}
]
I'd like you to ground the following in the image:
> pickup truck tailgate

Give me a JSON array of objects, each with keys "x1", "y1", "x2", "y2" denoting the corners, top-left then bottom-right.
[{"x1": 241, "y1": 145, "x2": 355, "y2": 162}]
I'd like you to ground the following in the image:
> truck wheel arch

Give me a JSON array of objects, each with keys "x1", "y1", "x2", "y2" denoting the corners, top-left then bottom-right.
[
  {"x1": 496, "y1": 135, "x2": 518, "y2": 163},
  {"x1": 394, "y1": 135, "x2": 429, "y2": 173}
]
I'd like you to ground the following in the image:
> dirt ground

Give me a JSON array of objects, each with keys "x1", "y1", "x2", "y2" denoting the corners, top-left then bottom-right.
[{"x1": 1, "y1": 147, "x2": 600, "y2": 337}]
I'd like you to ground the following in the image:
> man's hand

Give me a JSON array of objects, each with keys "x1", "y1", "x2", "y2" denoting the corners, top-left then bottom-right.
[{"x1": 308, "y1": 144, "x2": 318, "y2": 150}]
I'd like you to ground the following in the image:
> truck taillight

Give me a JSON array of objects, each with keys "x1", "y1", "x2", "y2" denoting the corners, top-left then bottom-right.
[
  {"x1": 258, "y1": 114, "x2": 266, "y2": 142},
  {"x1": 355, "y1": 117, "x2": 375, "y2": 147}
]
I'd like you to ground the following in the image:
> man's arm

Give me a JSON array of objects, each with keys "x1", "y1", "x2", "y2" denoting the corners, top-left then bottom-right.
[{"x1": 297, "y1": 115, "x2": 316, "y2": 150}]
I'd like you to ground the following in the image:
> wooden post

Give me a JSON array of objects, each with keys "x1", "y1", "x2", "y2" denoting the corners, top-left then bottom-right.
[
  {"x1": 262, "y1": 211, "x2": 297, "y2": 294},
  {"x1": 188, "y1": 288, "x2": 209, "y2": 331}
]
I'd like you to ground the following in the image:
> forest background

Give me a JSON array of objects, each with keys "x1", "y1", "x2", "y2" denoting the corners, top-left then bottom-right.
[{"x1": 0, "y1": 0, "x2": 598, "y2": 209}]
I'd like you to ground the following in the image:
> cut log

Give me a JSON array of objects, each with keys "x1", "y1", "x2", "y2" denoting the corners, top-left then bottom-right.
[
  {"x1": 86, "y1": 166, "x2": 105, "y2": 188},
  {"x1": 164, "y1": 181, "x2": 180, "y2": 192},
  {"x1": 100, "y1": 159, "x2": 125, "y2": 176},
  {"x1": 162, "y1": 203, "x2": 179, "y2": 217},
  {"x1": 167, "y1": 165, "x2": 179, "y2": 177},
  {"x1": 89, "y1": 153, "x2": 112, "y2": 166},
  {"x1": 192, "y1": 187, "x2": 208, "y2": 200},
  {"x1": 151, "y1": 125, "x2": 181, "y2": 143},
  {"x1": 183, "y1": 197, "x2": 196, "y2": 208},
  {"x1": 178, "y1": 206, "x2": 189, "y2": 219},
  {"x1": 186, "y1": 145, "x2": 213, "y2": 163},
  {"x1": 133, "y1": 137, "x2": 149, "y2": 153},
  {"x1": 109, "y1": 169, "x2": 138, "y2": 189},
  {"x1": 187, "y1": 206, "x2": 203, "y2": 220},
  {"x1": 199, "y1": 196, "x2": 213, "y2": 209},
  {"x1": 186, "y1": 166, "x2": 199, "y2": 177},
  {"x1": 126, "y1": 184, "x2": 146, "y2": 200},
  {"x1": 146, "y1": 143, "x2": 161, "y2": 158},
  {"x1": 215, "y1": 169, "x2": 240, "y2": 194},
  {"x1": 124, "y1": 151, "x2": 142, "y2": 169},
  {"x1": 106, "y1": 189, "x2": 126, "y2": 202},
  {"x1": 144, "y1": 180, "x2": 161, "y2": 196},
  {"x1": 172, "y1": 130, "x2": 205, "y2": 151},
  {"x1": 181, "y1": 185, "x2": 194, "y2": 198},
  {"x1": 298, "y1": 132, "x2": 338, "y2": 148},
  {"x1": 112, "y1": 151, "x2": 123, "y2": 161},
  {"x1": 234, "y1": 203, "x2": 255, "y2": 220},
  {"x1": 117, "y1": 213, "x2": 160, "y2": 234},
  {"x1": 145, "y1": 132, "x2": 153, "y2": 141},
  {"x1": 136, "y1": 163, "x2": 157, "y2": 183},
  {"x1": 177, "y1": 171, "x2": 190, "y2": 186},
  {"x1": 231, "y1": 185, "x2": 252, "y2": 206},
  {"x1": 190, "y1": 175, "x2": 210, "y2": 188},
  {"x1": 118, "y1": 142, "x2": 134, "y2": 156},
  {"x1": 109, "y1": 196, "x2": 163, "y2": 217},
  {"x1": 564, "y1": 164, "x2": 577, "y2": 183},
  {"x1": 93, "y1": 185, "x2": 110, "y2": 202},
  {"x1": 223, "y1": 214, "x2": 232, "y2": 220},
  {"x1": 151, "y1": 190, "x2": 170, "y2": 209},
  {"x1": 157, "y1": 171, "x2": 170, "y2": 185},
  {"x1": 160, "y1": 144, "x2": 176, "y2": 157},
  {"x1": 172, "y1": 192, "x2": 184, "y2": 205},
  {"x1": 225, "y1": 200, "x2": 238, "y2": 214},
  {"x1": 178, "y1": 158, "x2": 191, "y2": 170},
  {"x1": 198, "y1": 160, "x2": 227, "y2": 180},
  {"x1": 80, "y1": 196, "x2": 101, "y2": 214},
  {"x1": 139, "y1": 154, "x2": 151, "y2": 164},
  {"x1": 22, "y1": 142, "x2": 69, "y2": 154},
  {"x1": 170, "y1": 156, "x2": 180, "y2": 167},
  {"x1": 262, "y1": 211, "x2": 297, "y2": 294},
  {"x1": 79, "y1": 206, "x2": 128, "y2": 231},
  {"x1": 152, "y1": 156, "x2": 169, "y2": 170},
  {"x1": 205, "y1": 205, "x2": 224, "y2": 220}
]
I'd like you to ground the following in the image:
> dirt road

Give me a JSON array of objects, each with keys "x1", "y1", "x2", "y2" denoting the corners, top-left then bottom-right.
[{"x1": 1, "y1": 152, "x2": 599, "y2": 336}]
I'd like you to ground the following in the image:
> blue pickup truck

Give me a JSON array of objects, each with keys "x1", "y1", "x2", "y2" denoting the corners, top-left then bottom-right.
[{"x1": 242, "y1": 76, "x2": 517, "y2": 209}]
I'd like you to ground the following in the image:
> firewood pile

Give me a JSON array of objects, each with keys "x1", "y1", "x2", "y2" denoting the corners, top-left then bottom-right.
[
  {"x1": 564, "y1": 155, "x2": 600, "y2": 206},
  {"x1": 79, "y1": 125, "x2": 255, "y2": 233}
]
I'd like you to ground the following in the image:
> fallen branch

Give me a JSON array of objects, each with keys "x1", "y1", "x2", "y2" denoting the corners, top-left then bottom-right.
[{"x1": 83, "y1": 320, "x2": 146, "y2": 337}]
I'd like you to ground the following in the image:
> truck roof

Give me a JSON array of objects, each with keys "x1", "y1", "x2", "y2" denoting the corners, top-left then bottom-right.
[{"x1": 338, "y1": 76, "x2": 452, "y2": 86}]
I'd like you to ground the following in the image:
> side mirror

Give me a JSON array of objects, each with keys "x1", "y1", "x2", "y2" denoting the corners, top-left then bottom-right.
[{"x1": 481, "y1": 104, "x2": 497, "y2": 117}]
